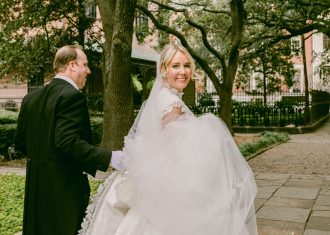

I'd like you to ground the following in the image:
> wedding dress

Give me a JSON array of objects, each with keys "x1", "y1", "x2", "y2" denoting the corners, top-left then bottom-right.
[{"x1": 79, "y1": 84, "x2": 258, "y2": 235}]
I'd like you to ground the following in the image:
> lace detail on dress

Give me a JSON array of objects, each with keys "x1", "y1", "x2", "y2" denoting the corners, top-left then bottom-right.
[
  {"x1": 168, "y1": 87, "x2": 184, "y2": 97},
  {"x1": 78, "y1": 171, "x2": 121, "y2": 235},
  {"x1": 161, "y1": 101, "x2": 184, "y2": 118},
  {"x1": 159, "y1": 87, "x2": 188, "y2": 119}
]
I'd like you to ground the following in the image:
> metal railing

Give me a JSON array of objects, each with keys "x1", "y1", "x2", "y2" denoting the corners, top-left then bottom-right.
[
  {"x1": 194, "y1": 90, "x2": 329, "y2": 127},
  {"x1": 0, "y1": 84, "x2": 28, "y2": 111},
  {"x1": 1, "y1": 85, "x2": 329, "y2": 127}
]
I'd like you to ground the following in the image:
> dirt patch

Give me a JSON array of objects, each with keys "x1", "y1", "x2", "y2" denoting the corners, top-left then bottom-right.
[
  {"x1": 234, "y1": 134, "x2": 261, "y2": 146},
  {"x1": 0, "y1": 158, "x2": 26, "y2": 168}
]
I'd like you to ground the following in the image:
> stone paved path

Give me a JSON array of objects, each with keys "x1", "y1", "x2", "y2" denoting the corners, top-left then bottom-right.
[{"x1": 249, "y1": 118, "x2": 330, "y2": 235}]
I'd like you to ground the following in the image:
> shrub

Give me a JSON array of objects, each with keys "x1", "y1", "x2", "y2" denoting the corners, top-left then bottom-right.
[
  {"x1": 3, "y1": 99, "x2": 18, "y2": 112},
  {"x1": 294, "y1": 117, "x2": 304, "y2": 127},
  {"x1": 239, "y1": 131, "x2": 289, "y2": 158},
  {"x1": 0, "y1": 111, "x2": 19, "y2": 158},
  {"x1": 248, "y1": 118, "x2": 256, "y2": 126},
  {"x1": 0, "y1": 124, "x2": 17, "y2": 159},
  {"x1": 0, "y1": 111, "x2": 18, "y2": 124},
  {"x1": 238, "y1": 117, "x2": 246, "y2": 126},
  {"x1": 0, "y1": 112, "x2": 103, "y2": 159},
  {"x1": 87, "y1": 93, "x2": 104, "y2": 114},
  {"x1": 197, "y1": 93, "x2": 215, "y2": 107},
  {"x1": 263, "y1": 117, "x2": 270, "y2": 126},
  {"x1": 279, "y1": 118, "x2": 287, "y2": 127},
  {"x1": 90, "y1": 116, "x2": 103, "y2": 145}
]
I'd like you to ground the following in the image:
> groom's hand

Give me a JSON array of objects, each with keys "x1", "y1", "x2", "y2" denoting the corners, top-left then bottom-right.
[{"x1": 111, "y1": 150, "x2": 126, "y2": 171}]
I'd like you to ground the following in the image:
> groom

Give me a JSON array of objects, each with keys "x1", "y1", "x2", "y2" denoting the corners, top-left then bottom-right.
[{"x1": 15, "y1": 45, "x2": 124, "y2": 235}]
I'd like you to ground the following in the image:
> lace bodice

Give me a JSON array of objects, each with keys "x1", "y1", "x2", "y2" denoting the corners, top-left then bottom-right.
[{"x1": 158, "y1": 87, "x2": 190, "y2": 118}]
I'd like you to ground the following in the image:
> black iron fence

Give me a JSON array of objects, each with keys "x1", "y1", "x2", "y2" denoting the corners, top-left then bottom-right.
[
  {"x1": 190, "y1": 104, "x2": 306, "y2": 127},
  {"x1": 194, "y1": 91, "x2": 329, "y2": 127},
  {"x1": 1, "y1": 85, "x2": 329, "y2": 127},
  {"x1": 232, "y1": 104, "x2": 306, "y2": 127},
  {"x1": 203, "y1": 91, "x2": 308, "y2": 106},
  {"x1": 311, "y1": 90, "x2": 330, "y2": 122}
]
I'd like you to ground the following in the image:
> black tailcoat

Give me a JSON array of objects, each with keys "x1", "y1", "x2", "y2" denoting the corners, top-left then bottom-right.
[{"x1": 15, "y1": 78, "x2": 112, "y2": 235}]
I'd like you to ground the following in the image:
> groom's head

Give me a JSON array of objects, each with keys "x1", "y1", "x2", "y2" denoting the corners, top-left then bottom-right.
[{"x1": 53, "y1": 45, "x2": 91, "y2": 90}]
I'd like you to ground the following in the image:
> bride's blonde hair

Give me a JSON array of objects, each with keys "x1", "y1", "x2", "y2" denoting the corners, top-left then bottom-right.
[{"x1": 159, "y1": 44, "x2": 196, "y2": 81}]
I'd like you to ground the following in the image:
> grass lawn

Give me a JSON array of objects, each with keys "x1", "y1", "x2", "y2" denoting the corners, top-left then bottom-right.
[{"x1": 0, "y1": 175, "x2": 102, "y2": 235}]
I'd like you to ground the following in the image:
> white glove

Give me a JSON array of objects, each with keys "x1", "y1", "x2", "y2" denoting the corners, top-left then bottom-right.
[{"x1": 111, "y1": 150, "x2": 127, "y2": 171}]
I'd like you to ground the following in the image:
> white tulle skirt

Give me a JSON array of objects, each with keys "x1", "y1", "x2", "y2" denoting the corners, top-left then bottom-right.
[{"x1": 79, "y1": 114, "x2": 258, "y2": 235}]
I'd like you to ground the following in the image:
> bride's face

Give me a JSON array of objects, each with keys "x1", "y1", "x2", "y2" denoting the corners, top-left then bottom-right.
[{"x1": 165, "y1": 51, "x2": 192, "y2": 92}]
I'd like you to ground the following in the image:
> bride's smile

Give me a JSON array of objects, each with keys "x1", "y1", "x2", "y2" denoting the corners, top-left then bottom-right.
[{"x1": 165, "y1": 50, "x2": 192, "y2": 92}]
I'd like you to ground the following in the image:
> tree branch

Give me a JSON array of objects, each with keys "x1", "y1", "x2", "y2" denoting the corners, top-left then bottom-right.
[
  {"x1": 168, "y1": 1, "x2": 230, "y2": 15},
  {"x1": 136, "y1": 3, "x2": 221, "y2": 90},
  {"x1": 183, "y1": 10, "x2": 226, "y2": 68},
  {"x1": 150, "y1": 0, "x2": 185, "y2": 12}
]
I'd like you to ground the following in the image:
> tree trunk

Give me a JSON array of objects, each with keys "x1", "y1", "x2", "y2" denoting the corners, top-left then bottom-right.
[
  {"x1": 97, "y1": 0, "x2": 137, "y2": 149},
  {"x1": 262, "y1": 62, "x2": 267, "y2": 106},
  {"x1": 301, "y1": 34, "x2": 310, "y2": 124},
  {"x1": 77, "y1": 0, "x2": 86, "y2": 47},
  {"x1": 219, "y1": 84, "x2": 233, "y2": 131},
  {"x1": 219, "y1": 0, "x2": 244, "y2": 133}
]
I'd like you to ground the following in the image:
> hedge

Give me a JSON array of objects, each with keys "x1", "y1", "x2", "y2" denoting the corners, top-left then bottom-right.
[{"x1": 0, "y1": 112, "x2": 103, "y2": 159}]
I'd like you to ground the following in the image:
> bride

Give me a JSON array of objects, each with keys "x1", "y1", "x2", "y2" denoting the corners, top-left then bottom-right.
[{"x1": 79, "y1": 44, "x2": 258, "y2": 235}]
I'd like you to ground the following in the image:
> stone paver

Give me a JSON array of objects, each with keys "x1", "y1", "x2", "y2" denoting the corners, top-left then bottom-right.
[
  {"x1": 265, "y1": 197, "x2": 314, "y2": 209},
  {"x1": 306, "y1": 216, "x2": 330, "y2": 231},
  {"x1": 274, "y1": 186, "x2": 320, "y2": 200},
  {"x1": 251, "y1": 118, "x2": 330, "y2": 235},
  {"x1": 256, "y1": 206, "x2": 310, "y2": 223},
  {"x1": 255, "y1": 186, "x2": 280, "y2": 199},
  {"x1": 257, "y1": 219, "x2": 305, "y2": 235},
  {"x1": 284, "y1": 178, "x2": 324, "y2": 188},
  {"x1": 315, "y1": 195, "x2": 330, "y2": 206},
  {"x1": 304, "y1": 229, "x2": 330, "y2": 235},
  {"x1": 255, "y1": 178, "x2": 288, "y2": 187}
]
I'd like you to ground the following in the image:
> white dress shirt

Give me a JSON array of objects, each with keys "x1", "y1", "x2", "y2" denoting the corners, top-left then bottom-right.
[{"x1": 55, "y1": 74, "x2": 79, "y2": 91}]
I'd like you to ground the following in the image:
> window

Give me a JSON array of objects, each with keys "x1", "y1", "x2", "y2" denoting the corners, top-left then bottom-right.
[
  {"x1": 134, "y1": 10, "x2": 148, "y2": 29},
  {"x1": 86, "y1": 4, "x2": 97, "y2": 19},
  {"x1": 323, "y1": 34, "x2": 330, "y2": 50},
  {"x1": 292, "y1": 69, "x2": 302, "y2": 92},
  {"x1": 291, "y1": 36, "x2": 301, "y2": 53}
]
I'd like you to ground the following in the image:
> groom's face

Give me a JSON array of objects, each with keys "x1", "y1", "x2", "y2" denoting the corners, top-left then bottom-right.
[{"x1": 72, "y1": 50, "x2": 91, "y2": 90}]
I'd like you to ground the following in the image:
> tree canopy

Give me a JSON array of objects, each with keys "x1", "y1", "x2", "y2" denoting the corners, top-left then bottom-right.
[
  {"x1": 0, "y1": 0, "x2": 329, "y2": 141},
  {"x1": 0, "y1": 0, "x2": 101, "y2": 83}
]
